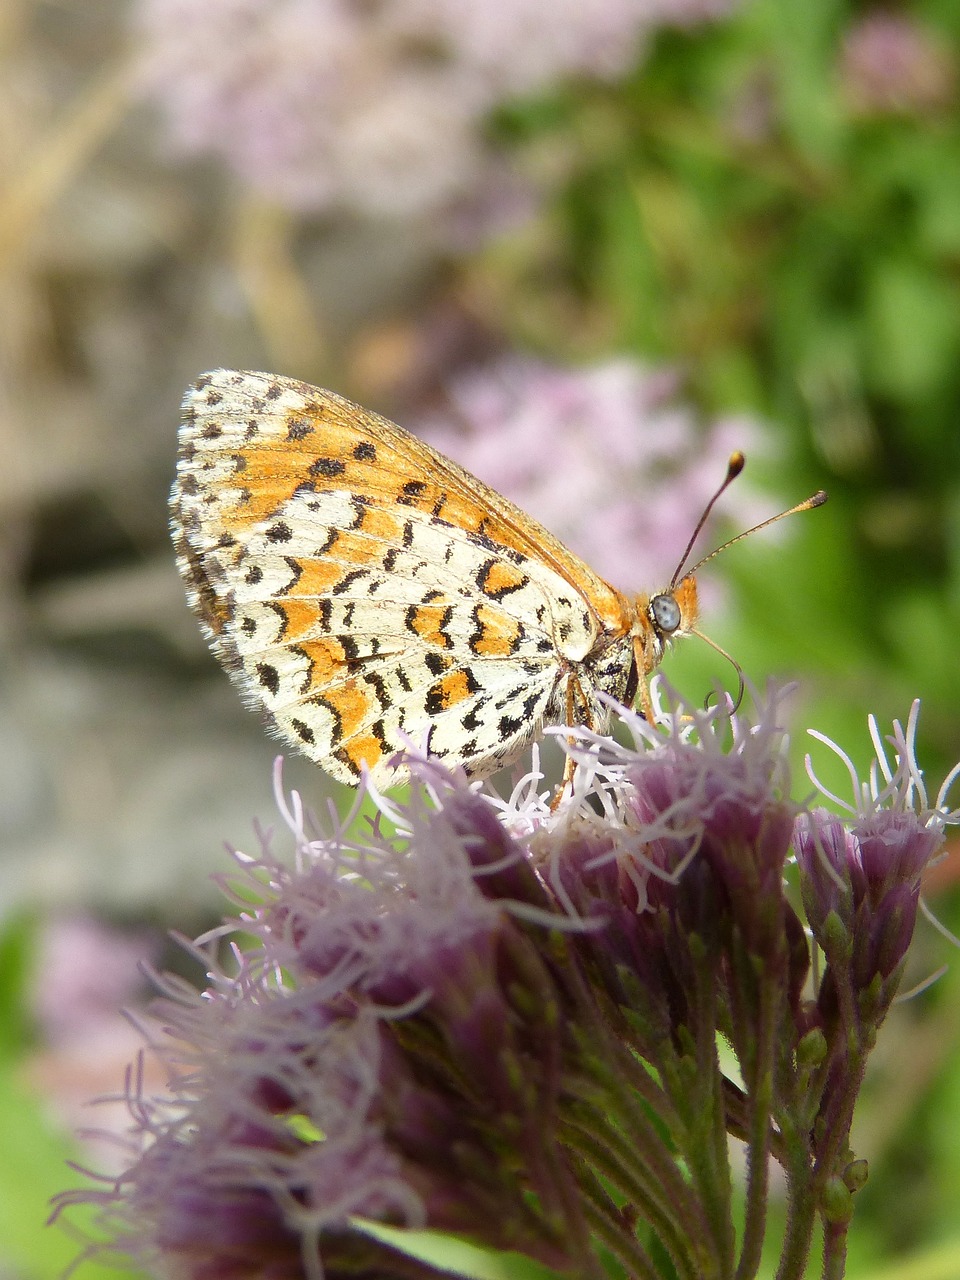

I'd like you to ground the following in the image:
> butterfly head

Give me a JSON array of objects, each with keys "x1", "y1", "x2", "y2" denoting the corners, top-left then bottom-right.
[
  {"x1": 622, "y1": 575, "x2": 698, "y2": 713},
  {"x1": 625, "y1": 456, "x2": 826, "y2": 720},
  {"x1": 647, "y1": 575, "x2": 698, "y2": 646}
]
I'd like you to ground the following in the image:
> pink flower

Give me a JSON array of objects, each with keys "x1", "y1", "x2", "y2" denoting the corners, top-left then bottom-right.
[
  {"x1": 840, "y1": 12, "x2": 955, "y2": 117},
  {"x1": 132, "y1": 0, "x2": 740, "y2": 215}
]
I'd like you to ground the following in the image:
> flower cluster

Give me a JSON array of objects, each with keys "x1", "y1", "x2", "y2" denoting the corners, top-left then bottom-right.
[
  {"x1": 418, "y1": 354, "x2": 764, "y2": 592},
  {"x1": 132, "y1": 0, "x2": 739, "y2": 216},
  {"x1": 55, "y1": 686, "x2": 957, "y2": 1279}
]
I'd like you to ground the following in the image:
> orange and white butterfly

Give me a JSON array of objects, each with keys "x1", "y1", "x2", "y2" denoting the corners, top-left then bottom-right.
[{"x1": 171, "y1": 369, "x2": 824, "y2": 787}]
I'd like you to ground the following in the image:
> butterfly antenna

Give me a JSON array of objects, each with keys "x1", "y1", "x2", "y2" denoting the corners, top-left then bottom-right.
[
  {"x1": 670, "y1": 452, "x2": 746, "y2": 588},
  {"x1": 672, "y1": 452, "x2": 827, "y2": 585}
]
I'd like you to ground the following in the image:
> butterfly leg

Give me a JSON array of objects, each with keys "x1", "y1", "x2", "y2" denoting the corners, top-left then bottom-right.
[
  {"x1": 548, "y1": 672, "x2": 594, "y2": 809},
  {"x1": 632, "y1": 634, "x2": 656, "y2": 723}
]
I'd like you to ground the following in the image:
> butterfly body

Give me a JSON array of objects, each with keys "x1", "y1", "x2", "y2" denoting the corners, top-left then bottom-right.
[{"x1": 172, "y1": 369, "x2": 701, "y2": 785}]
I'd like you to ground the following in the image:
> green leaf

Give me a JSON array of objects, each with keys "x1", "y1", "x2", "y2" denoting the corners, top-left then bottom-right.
[
  {"x1": 0, "y1": 1063, "x2": 126, "y2": 1280},
  {"x1": 865, "y1": 261, "x2": 959, "y2": 398},
  {"x1": 352, "y1": 1220, "x2": 569, "y2": 1279},
  {"x1": 919, "y1": 169, "x2": 960, "y2": 255},
  {"x1": 0, "y1": 914, "x2": 36, "y2": 1063}
]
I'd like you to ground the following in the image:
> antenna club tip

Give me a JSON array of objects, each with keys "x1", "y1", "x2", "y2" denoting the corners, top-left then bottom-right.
[
  {"x1": 727, "y1": 451, "x2": 746, "y2": 479},
  {"x1": 809, "y1": 490, "x2": 828, "y2": 509}
]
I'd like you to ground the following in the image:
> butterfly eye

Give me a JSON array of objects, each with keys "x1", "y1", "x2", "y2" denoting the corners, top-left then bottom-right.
[{"x1": 650, "y1": 593, "x2": 682, "y2": 635}]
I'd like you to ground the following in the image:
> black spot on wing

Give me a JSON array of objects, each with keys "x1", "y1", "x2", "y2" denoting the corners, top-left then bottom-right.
[
  {"x1": 291, "y1": 718, "x2": 315, "y2": 744},
  {"x1": 349, "y1": 496, "x2": 370, "y2": 528},
  {"x1": 310, "y1": 456, "x2": 346, "y2": 478},
  {"x1": 467, "y1": 529, "x2": 523, "y2": 564},
  {"x1": 363, "y1": 669, "x2": 393, "y2": 710},
  {"x1": 257, "y1": 663, "x2": 280, "y2": 695},
  {"x1": 461, "y1": 698, "x2": 488, "y2": 732},
  {"x1": 264, "y1": 601, "x2": 287, "y2": 639},
  {"x1": 332, "y1": 569, "x2": 367, "y2": 595},
  {"x1": 521, "y1": 691, "x2": 541, "y2": 719},
  {"x1": 314, "y1": 528, "x2": 340, "y2": 556},
  {"x1": 311, "y1": 694, "x2": 342, "y2": 746},
  {"x1": 281, "y1": 556, "x2": 303, "y2": 589},
  {"x1": 398, "y1": 480, "x2": 427, "y2": 506},
  {"x1": 288, "y1": 418, "x2": 314, "y2": 441}
]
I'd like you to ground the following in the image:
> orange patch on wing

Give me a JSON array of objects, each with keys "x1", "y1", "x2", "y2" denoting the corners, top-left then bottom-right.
[
  {"x1": 319, "y1": 528, "x2": 373, "y2": 566},
  {"x1": 432, "y1": 491, "x2": 490, "y2": 535},
  {"x1": 428, "y1": 670, "x2": 475, "y2": 711},
  {"x1": 219, "y1": 446, "x2": 327, "y2": 523},
  {"x1": 339, "y1": 734, "x2": 384, "y2": 773},
  {"x1": 354, "y1": 505, "x2": 404, "y2": 542},
  {"x1": 292, "y1": 558, "x2": 352, "y2": 597},
  {"x1": 408, "y1": 602, "x2": 453, "y2": 649},
  {"x1": 471, "y1": 602, "x2": 522, "y2": 657},
  {"x1": 300, "y1": 637, "x2": 349, "y2": 687},
  {"x1": 320, "y1": 681, "x2": 374, "y2": 740},
  {"x1": 480, "y1": 561, "x2": 527, "y2": 598},
  {"x1": 273, "y1": 598, "x2": 325, "y2": 642}
]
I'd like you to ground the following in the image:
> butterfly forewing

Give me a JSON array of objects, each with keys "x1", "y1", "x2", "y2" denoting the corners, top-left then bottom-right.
[{"x1": 172, "y1": 369, "x2": 622, "y2": 784}]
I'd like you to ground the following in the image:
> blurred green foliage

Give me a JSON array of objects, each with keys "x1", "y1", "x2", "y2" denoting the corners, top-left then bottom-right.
[
  {"x1": 0, "y1": 917, "x2": 123, "y2": 1280},
  {"x1": 487, "y1": 0, "x2": 960, "y2": 792}
]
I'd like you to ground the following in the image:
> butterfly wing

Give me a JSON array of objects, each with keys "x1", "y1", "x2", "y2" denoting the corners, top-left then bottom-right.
[{"x1": 172, "y1": 369, "x2": 629, "y2": 783}]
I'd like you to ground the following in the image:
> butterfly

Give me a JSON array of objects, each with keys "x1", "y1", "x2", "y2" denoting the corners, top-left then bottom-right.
[{"x1": 171, "y1": 369, "x2": 825, "y2": 787}]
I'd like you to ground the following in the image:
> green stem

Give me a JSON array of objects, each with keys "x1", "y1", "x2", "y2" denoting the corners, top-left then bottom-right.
[
  {"x1": 774, "y1": 1125, "x2": 818, "y2": 1280},
  {"x1": 735, "y1": 974, "x2": 779, "y2": 1279},
  {"x1": 560, "y1": 1114, "x2": 700, "y2": 1280},
  {"x1": 822, "y1": 1220, "x2": 848, "y2": 1280},
  {"x1": 665, "y1": 941, "x2": 734, "y2": 1279},
  {"x1": 576, "y1": 1163, "x2": 664, "y2": 1280}
]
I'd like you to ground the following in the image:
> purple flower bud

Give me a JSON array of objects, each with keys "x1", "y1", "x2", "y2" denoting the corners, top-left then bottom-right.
[{"x1": 797, "y1": 703, "x2": 950, "y2": 984}]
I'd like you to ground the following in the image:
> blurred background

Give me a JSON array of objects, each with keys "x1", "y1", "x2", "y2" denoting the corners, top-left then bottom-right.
[{"x1": 2, "y1": 1, "x2": 960, "y2": 1276}]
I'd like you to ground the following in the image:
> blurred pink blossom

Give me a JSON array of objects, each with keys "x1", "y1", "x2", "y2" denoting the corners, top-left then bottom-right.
[
  {"x1": 416, "y1": 354, "x2": 767, "y2": 594},
  {"x1": 31, "y1": 914, "x2": 156, "y2": 1045},
  {"x1": 133, "y1": 0, "x2": 739, "y2": 216},
  {"x1": 27, "y1": 916, "x2": 162, "y2": 1172},
  {"x1": 840, "y1": 12, "x2": 955, "y2": 116}
]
